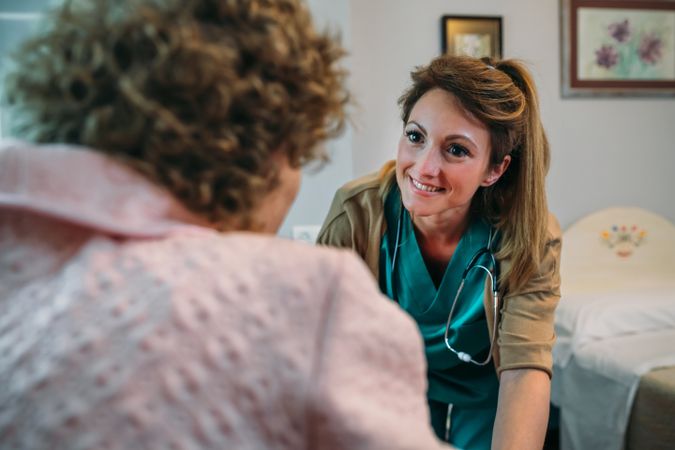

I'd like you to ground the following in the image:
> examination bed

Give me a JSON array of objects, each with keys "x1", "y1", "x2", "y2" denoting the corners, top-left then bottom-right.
[{"x1": 550, "y1": 207, "x2": 675, "y2": 450}]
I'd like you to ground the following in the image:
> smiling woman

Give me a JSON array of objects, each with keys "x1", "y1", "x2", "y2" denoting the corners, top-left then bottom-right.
[
  {"x1": 397, "y1": 89, "x2": 508, "y2": 226},
  {"x1": 395, "y1": 88, "x2": 510, "y2": 286},
  {"x1": 318, "y1": 54, "x2": 561, "y2": 450}
]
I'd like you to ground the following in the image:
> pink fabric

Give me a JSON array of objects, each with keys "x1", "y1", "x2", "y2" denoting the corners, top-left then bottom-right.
[{"x1": 0, "y1": 141, "x2": 450, "y2": 450}]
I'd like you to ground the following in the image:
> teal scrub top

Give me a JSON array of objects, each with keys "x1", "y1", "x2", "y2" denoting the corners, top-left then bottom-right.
[{"x1": 379, "y1": 185, "x2": 500, "y2": 410}]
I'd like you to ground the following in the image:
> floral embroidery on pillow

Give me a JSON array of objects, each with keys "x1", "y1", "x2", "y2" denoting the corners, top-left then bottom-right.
[{"x1": 600, "y1": 225, "x2": 647, "y2": 257}]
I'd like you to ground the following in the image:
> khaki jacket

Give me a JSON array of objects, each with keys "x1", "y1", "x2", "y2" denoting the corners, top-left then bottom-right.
[{"x1": 317, "y1": 161, "x2": 562, "y2": 377}]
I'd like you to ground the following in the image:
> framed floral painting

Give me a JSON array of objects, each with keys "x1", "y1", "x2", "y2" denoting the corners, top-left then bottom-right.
[{"x1": 561, "y1": 0, "x2": 675, "y2": 97}]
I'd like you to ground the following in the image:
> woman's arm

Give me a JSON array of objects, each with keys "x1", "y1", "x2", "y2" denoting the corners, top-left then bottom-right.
[{"x1": 492, "y1": 368, "x2": 550, "y2": 450}]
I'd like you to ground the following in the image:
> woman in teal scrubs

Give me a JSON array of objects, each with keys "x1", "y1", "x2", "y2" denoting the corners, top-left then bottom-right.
[
  {"x1": 319, "y1": 55, "x2": 562, "y2": 449},
  {"x1": 380, "y1": 187, "x2": 499, "y2": 449}
]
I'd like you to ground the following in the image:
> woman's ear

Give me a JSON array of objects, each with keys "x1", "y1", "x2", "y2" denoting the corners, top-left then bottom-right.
[{"x1": 481, "y1": 155, "x2": 511, "y2": 187}]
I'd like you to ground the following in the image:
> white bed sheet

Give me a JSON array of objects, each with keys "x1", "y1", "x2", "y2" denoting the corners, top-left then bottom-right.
[
  {"x1": 552, "y1": 328, "x2": 675, "y2": 450},
  {"x1": 552, "y1": 283, "x2": 675, "y2": 450},
  {"x1": 554, "y1": 286, "x2": 675, "y2": 368}
]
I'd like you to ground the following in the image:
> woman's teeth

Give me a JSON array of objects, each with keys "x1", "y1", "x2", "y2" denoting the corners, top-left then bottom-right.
[{"x1": 411, "y1": 178, "x2": 442, "y2": 192}]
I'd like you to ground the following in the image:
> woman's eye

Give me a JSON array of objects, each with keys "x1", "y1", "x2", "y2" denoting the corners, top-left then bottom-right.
[
  {"x1": 446, "y1": 144, "x2": 469, "y2": 157},
  {"x1": 405, "y1": 130, "x2": 423, "y2": 144}
]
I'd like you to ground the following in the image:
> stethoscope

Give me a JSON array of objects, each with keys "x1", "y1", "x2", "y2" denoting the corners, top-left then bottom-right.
[{"x1": 390, "y1": 200, "x2": 499, "y2": 366}]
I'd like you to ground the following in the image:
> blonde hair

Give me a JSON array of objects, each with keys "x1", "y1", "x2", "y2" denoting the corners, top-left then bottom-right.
[
  {"x1": 4, "y1": 0, "x2": 348, "y2": 228},
  {"x1": 398, "y1": 55, "x2": 550, "y2": 293}
]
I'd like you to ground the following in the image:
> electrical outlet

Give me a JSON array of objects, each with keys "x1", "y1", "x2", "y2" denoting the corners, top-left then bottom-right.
[{"x1": 292, "y1": 225, "x2": 321, "y2": 244}]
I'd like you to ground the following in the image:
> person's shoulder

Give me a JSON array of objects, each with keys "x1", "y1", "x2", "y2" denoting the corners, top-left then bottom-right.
[
  {"x1": 333, "y1": 160, "x2": 396, "y2": 206},
  {"x1": 100, "y1": 231, "x2": 371, "y2": 318},
  {"x1": 141, "y1": 231, "x2": 363, "y2": 284},
  {"x1": 546, "y1": 212, "x2": 562, "y2": 244}
]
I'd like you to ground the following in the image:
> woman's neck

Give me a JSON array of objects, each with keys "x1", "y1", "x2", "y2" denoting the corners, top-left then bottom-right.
[
  {"x1": 412, "y1": 208, "x2": 471, "y2": 249},
  {"x1": 411, "y1": 208, "x2": 472, "y2": 286}
]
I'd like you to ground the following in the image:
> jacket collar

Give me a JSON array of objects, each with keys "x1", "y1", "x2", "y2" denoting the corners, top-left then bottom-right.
[{"x1": 0, "y1": 140, "x2": 210, "y2": 238}]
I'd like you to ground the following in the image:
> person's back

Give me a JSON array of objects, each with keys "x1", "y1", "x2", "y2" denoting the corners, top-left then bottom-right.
[
  {"x1": 0, "y1": 0, "x2": 452, "y2": 447},
  {"x1": 0, "y1": 145, "x2": 449, "y2": 449}
]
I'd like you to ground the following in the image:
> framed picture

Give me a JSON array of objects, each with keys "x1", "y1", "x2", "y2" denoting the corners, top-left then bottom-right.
[
  {"x1": 561, "y1": 0, "x2": 675, "y2": 97},
  {"x1": 441, "y1": 15, "x2": 502, "y2": 59}
]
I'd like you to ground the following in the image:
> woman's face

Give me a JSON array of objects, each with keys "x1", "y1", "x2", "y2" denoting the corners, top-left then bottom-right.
[{"x1": 396, "y1": 88, "x2": 508, "y2": 221}]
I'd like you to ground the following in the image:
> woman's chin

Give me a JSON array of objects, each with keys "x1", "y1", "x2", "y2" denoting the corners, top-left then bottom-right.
[{"x1": 402, "y1": 201, "x2": 437, "y2": 218}]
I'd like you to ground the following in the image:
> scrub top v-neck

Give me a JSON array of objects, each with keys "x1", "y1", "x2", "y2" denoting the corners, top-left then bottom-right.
[{"x1": 379, "y1": 184, "x2": 499, "y2": 409}]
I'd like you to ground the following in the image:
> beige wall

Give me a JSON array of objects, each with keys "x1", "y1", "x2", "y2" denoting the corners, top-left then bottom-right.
[{"x1": 280, "y1": 0, "x2": 353, "y2": 239}]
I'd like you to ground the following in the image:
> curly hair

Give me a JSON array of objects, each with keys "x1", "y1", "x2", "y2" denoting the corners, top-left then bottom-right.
[
  {"x1": 3, "y1": 0, "x2": 348, "y2": 228},
  {"x1": 398, "y1": 55, "x2": 550, "y2": 294}
]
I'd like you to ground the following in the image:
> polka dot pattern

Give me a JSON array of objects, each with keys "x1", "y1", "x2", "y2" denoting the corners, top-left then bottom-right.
[{"x1": 0, "y1": 142, "x2": 449, "y2": 449}]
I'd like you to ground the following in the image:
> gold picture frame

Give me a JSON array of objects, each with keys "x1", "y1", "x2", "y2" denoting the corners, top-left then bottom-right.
[{"x1": 441, "y1": 15, "x2": 503, "y2": 59}]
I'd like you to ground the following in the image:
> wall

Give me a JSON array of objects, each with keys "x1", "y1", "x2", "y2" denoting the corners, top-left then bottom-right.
[
  {"x1": 279, "y1": 0, "x2": 353, "y2": 239},
  {"x1": 0, "y1": 2, "x2": 44, "y2": 136},
  {"x1": 3, "y1": 0, "x2": 675, "y2": 233},
  {"x1": 347, "y1": 0, "x2": 675, "y2": 229}
]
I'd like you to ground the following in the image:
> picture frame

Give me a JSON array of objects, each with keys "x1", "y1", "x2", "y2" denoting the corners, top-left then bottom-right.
[
  {"x1": 561, "y1": 0, "x2": 675, "y2": 97},
  {"x1": 440, "y1": 15, "x2": 502, "y2": 59}
]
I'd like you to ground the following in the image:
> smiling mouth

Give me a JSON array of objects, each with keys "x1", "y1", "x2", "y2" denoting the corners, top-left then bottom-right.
[{"x1": 410, "y1": 176, "x2": 444, "y2": 193}]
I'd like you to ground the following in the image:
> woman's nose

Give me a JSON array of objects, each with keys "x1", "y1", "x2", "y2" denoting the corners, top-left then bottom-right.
[{"x1": 416, "y1": 147, "x2": 441, "y2": 178}]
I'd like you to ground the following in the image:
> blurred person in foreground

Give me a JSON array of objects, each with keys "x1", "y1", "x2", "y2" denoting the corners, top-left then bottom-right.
[{"x1": 0, "y1": 0, "x2": 452, "y2": 448}]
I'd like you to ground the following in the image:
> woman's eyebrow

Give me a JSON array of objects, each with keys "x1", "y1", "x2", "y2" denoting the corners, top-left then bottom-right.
[
  {"x1": 406, "y1": 121, "x2": 427, "y2": 134},
  {"x1": 442, "y1": 134, "x2": 477, "y2": 148}
]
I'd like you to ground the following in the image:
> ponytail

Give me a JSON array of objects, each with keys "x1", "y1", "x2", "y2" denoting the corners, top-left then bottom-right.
[{"x1": 493, "y1": 60, "x2": 550, "y2": 293}]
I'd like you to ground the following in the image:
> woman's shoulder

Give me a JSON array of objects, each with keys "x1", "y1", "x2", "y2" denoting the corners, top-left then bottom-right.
[
  {"x1": 318, "y1": 162, "x2": 395, "y2": 258},
  {"x1": 78, "y1": 232, "x2": 377, "y2": 322},
  {"x1": 546, "y1": 212, "x2": 562, "y2": 244},
  {"x1": 136, "y1": 231, "x2": 361, "y2": 279},
  {"x1": 333, "y1": 160, "x2": 396, "y2": 207},
  {"x1": 321, "y1": 161, "x2": 395, "y2": 234}
]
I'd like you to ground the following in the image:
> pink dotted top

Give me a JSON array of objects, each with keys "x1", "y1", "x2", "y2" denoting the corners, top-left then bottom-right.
[{"x1": 0, "y1": 141, "x2": 451, "y2": 450}]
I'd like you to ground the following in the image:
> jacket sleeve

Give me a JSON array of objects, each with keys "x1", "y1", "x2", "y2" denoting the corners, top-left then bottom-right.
[
  {"x1": 316, "y1": 187, "x2": 355, "y2": 249},
  {"x1": 306, "y1": 251, "x2": 453, "y2": 450},
  {"x1": 496, "y1": 214, "x2": 563, "y2": 377}
]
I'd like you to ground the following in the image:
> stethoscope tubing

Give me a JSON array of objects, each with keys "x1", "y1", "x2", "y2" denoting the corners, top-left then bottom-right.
[{"x1": 391, "y1": 200, "x2": 499, "y2": 366}]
